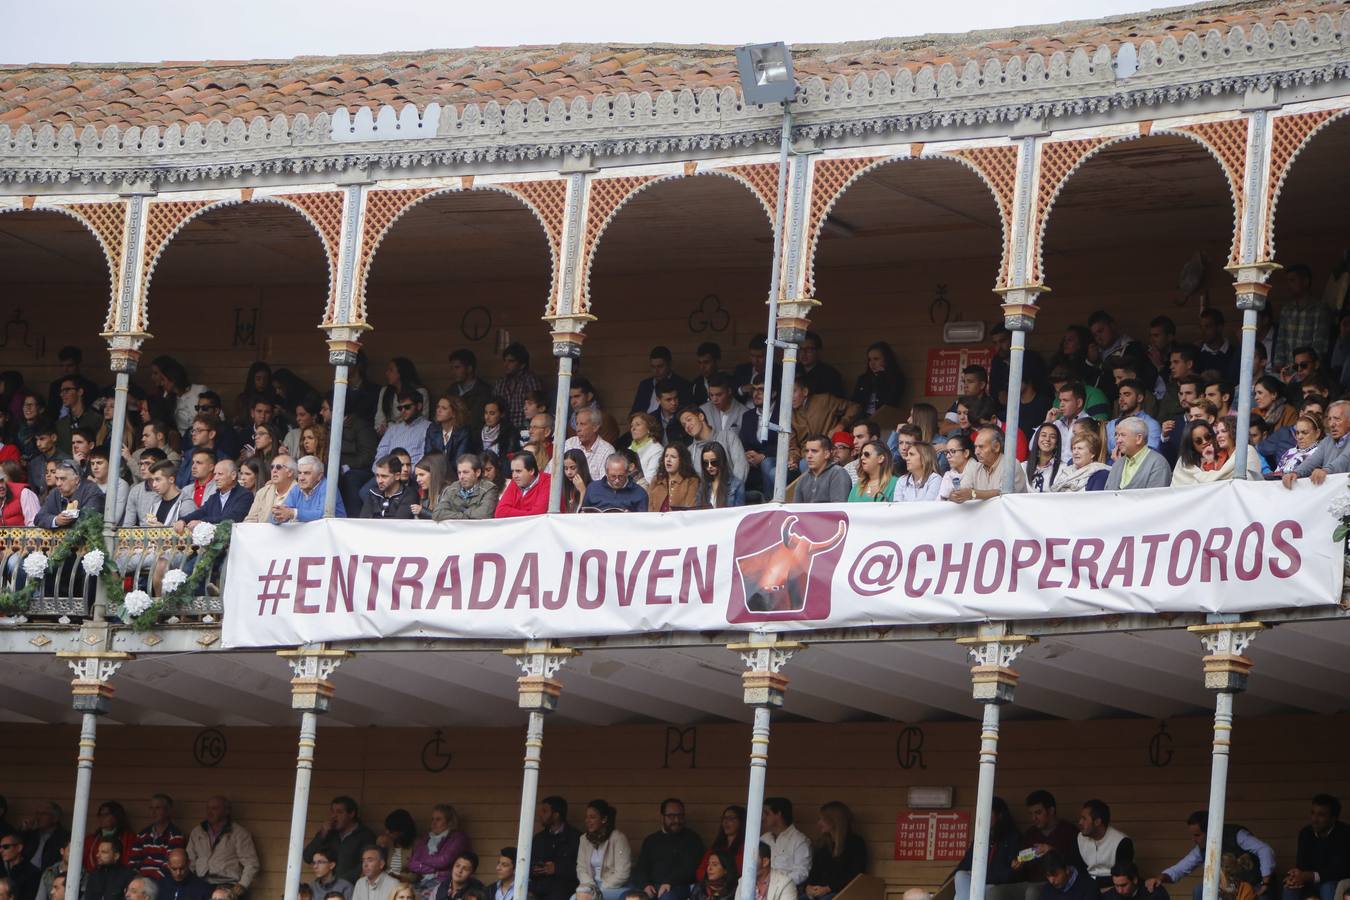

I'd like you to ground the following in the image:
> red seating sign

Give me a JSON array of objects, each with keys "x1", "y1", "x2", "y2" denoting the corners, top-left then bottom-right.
[
  {"x1": 894, "y1": 811, "x2": 971, "y2": 861},
  {"x1": 925, "y1": 348, "x2": 993, "y2": 397}
]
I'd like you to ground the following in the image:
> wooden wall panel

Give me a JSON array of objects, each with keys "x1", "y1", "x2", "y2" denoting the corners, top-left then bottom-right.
[{"x1": 3, "y1": 715, "x2": 1346, "y2": 900}]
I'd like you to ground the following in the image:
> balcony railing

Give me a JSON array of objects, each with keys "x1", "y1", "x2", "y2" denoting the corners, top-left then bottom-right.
[{"x1": 0, "y1": 526, "x2": 225, "y2": 620}]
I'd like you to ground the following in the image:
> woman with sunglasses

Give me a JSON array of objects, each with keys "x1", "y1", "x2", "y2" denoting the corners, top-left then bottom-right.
[
  {"x1": 1172, "y1": 420, "x2": 1220, "y2": 485},
  {"x1": 696, "y1": 441, "x2": 744, "y2": 508},
  {"x1": 850, "y1": 440, "x2": 897, "y2": 502}
]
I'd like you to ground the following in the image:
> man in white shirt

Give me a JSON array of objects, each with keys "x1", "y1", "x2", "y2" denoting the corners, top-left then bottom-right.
[
  {"x1": 760, "y1": 798, "x2": 810, "y2": 886},
  {"x1": 563, "y1": 408, "x2": 616, "y2": 482},
  {"x1": 1148, "y1": 812, "x2": 1275, "y2": 900},
  {"x1": 1044, "y1": 382, "x2": 1091, "y2": 464},
  {"x1": 350, "y1": 847, "x2": 398, "y2": 900}
]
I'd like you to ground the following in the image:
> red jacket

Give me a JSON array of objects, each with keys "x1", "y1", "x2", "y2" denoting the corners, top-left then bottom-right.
[
  {"x1": 1, "y1": 481, "x2": 29, "y2": 525},
  {"x1": 495, "y1": 473, "x2": 550, "y2": 518}
]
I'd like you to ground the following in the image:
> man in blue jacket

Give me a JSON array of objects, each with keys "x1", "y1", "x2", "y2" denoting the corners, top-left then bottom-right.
[
  {"x1": 582, "y1": 455, "x2": 648, "y2": 512},
  {"x1": 175, "y1": 460, "x2": 252, "y2": 531}
]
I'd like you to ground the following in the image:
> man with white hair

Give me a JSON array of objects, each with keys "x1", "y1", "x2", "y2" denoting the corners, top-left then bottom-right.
[
  {"x1": 244, "y1": 453, "x2": 295, "y2": 523},
  {"x1": 563, "y1": 408, "x2": 616, "y2": 481},
  {"x1": 1282, "y1": 399, "x2": 1350, "y2": 488},
  {"x1": 174, "y1": 460, "x2": 252, "y2": 533},
  {"x1": 1105, "y1": 417, "x2": 1172, "y2": 490},
  {"x1": 272, "y1": 456, "x2": 344, "y2": 523}
]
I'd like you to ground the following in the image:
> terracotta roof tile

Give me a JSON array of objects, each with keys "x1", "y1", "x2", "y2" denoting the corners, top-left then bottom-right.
[{"x1": 0, "y1": 0, "x2": 1339, "y2": 130}]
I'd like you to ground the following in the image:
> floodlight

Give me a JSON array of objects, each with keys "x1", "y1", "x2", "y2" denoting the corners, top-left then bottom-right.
[{"x1": 735, "y1": 42, "x2": 796, "y2": 105}]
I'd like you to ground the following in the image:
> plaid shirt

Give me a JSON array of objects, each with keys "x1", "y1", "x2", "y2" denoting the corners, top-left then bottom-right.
[
  {"x1": 492, "y1": 369, "x2": 545, "y2": 425},
  {"x1": 1274, "y1": 296, "x2": 1331, "y2": 367}
]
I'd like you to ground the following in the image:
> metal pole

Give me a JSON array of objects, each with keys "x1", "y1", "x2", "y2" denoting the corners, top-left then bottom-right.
[
  {"x1": 548, "y1": 356, "x2": 574, "y2": 513},
  {"x1": 63, "y1": 712, "x2": 98, "y2": 900},
  {"x1": 282, "y1": 710, "x2": 319, "y2": 900},
  {"x1": 323, "y1": 364, "x2": 349, "y2": 517},
  {"x1": 512, "y1": 710, "x2": 546, "y2": 900},
  {"x1": 1200, "y1": 691, "x2": 1234, "y2": 900},
  {"x1": 966, "y1": 701, "x2": 1002, "y2": 900},
  {"x1": 737, "y1": 706, "x2": 772, "y2": 900},
  {"x1": 772, "y1": 344, "x2": 798, "y2": 503},
  {"x1": 1231, "y1": 309, "x2": 1258, "y2": 480},
  {"x1": 103, "y1": 370, "x2": 131, "y2": 538},
  {"x1": 1001, "y1": 330, "x2": 1027, "y2": 494},
  {"x1": 757, "y1": 104, "x2": 793, "y2": 445}
]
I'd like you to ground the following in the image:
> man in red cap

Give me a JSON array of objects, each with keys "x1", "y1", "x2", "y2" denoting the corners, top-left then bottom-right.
[{"x1": 830, "y1": 431, "x2": 855, "y2": 478}]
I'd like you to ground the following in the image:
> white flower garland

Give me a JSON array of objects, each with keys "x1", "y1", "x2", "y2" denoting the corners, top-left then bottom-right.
[
  {"x1": 123, "y1": 590, "x2": 153, "y2": 617},
  {"x1": 22, "y1": 552, "x2": 48, "y2": 579},
  {"x1": 162, "y1": 569, "x2": 188, "y2": 593},
  {"x1": 191, "y1": 522, "x2": 217, "y2": 547},
  {"x1": 81, "y1": 549, "x2": 106, "y2": 577}
]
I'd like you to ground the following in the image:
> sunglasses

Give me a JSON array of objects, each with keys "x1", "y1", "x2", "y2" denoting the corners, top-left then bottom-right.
[
  {"x1": 195, "y1": 404, "x2": 216, "y2": 412},
  {"x1": 1295, "y1": 361, "x2": 1313, "y2": 370},
  {"x1": 0, "y1": 843, "x2": 19, "y2": 849},
  {"x1": 396, "y1": 404, "x2": 415, "y2": 412}
]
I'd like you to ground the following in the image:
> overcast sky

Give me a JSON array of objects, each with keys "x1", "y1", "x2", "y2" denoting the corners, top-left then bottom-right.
[{"x1": 4, "y1": 0, "x2": 1167, "y2": 65}]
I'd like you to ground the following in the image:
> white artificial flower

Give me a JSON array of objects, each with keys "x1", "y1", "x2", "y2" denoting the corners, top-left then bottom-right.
[
  {"x1": 162, "y1": 569, "x2": 189, "y2": 593},
  {"x1": 22, "y1": 552, "x2": 48, "y2": 579},
  {"x1": 191, "y1": 522, "x2": 217, "y2": 547},
  {"x1": 81, "y1": 549, "x2": 106, "y2": 577},
  {"x1": 1328, "y1": 492, "x2": 1350, "y2": 520},
  {"x1": 123, "y1": 590, "x2": 153, "y2": 617}
]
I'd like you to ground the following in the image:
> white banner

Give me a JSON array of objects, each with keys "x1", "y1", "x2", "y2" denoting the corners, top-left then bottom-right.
[{"x1": 221, "y1": 477, "x2": 1347, "y2": 648}]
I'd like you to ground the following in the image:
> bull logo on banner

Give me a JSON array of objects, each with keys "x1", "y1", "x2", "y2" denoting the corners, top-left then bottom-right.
[{"x1": 728, "y1": 511, "x2": 849, "y2": 622}]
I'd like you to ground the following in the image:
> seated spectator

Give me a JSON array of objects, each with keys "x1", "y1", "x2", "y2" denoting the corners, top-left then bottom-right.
[
  {"x1": 495, "y1": 453, "x2": 549, "y2": 519},
  {"x1": 695, "y1": 808, "x2": 744, "y2": 886},
  {"x1": 695, "y1": 442, "x2": 744, "y2": 509},
  {"x1": 1202, "y1": 380, "x2": 1233, "y2": 420},
  {"x1": 273, "y1": 456, "x2": 345, "y2": 523},
  {"x1": 1078, "y1": 801, "x2": 1133, "y2": 891},
  {"x1": 632, "y1": 799, "x2": 703, "y2": 900},
  {"x1": 1053, "y1": 432, "x2": 1110, "y2": 493},
  {"x1": 407, "y1": 803, "x2": 469, "y2": 897},
  {"x1": 434, "y1": 454, "x2": 499, "y2": 521},
  {"x1": 434, "y1": 854, "x2": 483, "y2": 900},
  {"x1": 942, "y1": 366, "x2": 991, "y2": 436},
  {"x1": 192, "y1": 391, "x2": 240, "y2": 462},
  {"x1": 425, "y1": 395, "x2": 475, "y2": 464},
  {"x1": 129, "y1": 794, "x2": 185, "y2": 880},
  {"x1": 679, "y1": 407, "x2": 747, "y2": 484},
  {"x1": 1105, "y1": 418, "x2": 1171, "y2": 490},
  {"x1": 732, "y1": 334, "x2": 770, "y2": 404},
  {"x1": 237, "y1": 459, "x2": 263, "y2": 496},
  {"x1": 791, "y1": 383, "x2": 858, "y2": 475},
  {"x1": 939, "y1": 434, "x2": 976, "y2": 500},
  {"x1": 1282, "y1": 794, "x2": 1350, "y2": 900},
  {"x1": 737, "y1": 381, "x2": 772, "y2": 492},
  {"x1": 1014, "y1": 791, "x2": 1081, "y2": 888},
  {"x1": 374, "y1": 358, "x2": 431, "y2": 436},
  {"x1": 830, "y1": 432, "x2": 854, "y2": 473},
  {"x1": 798, "y1": 332, "x2": 846, "y2": 400},
  {"x1": 82, "y1": 837, "x2": 133, "y2": 900},
  {"x1": 309, "y1": 850, "x2": 352, "y2": 900},
  {"x1": 690, "y1": 342, "x2": 723, "y2": 406},
  {"x1": 849, "y1": 440, "x2": 896, "y2": 502},
  {"x1": 632, "y1": 347, "x2": 691, "y2": 414},
  {"x1": 85, "y1": 448, "x2": 128, "y2": 523},
  {"x1": 360, "y1": 455, "x2": 417, "y2": 519},
  {"x1": 481, "y1": 849, "x2": 514, "y2": 900},
  {"x1": 650, "y1": 382, "x2": 687, "y2": 447},
  {"x1": 955, "y1": 797, "x2": 1020, "y2": 900},
  {"x1": 1171, "y1": 421, "x2": 1223, "y2": 486},
  {"x1": 526, "y1": 414, "x2": 557, "y2": 473},
  {"x1": 1026, "y1": 424, "x2": 1063, "y2": 493},
  {"x1": 132, "y1": 460, "x2": 196, "y2": 526},
  {"x1": 54, "y1": 377, "x2": 101, "y2": 458},
  {"x1": 35, "y1": 460, "x2": 104, "y2": 529},
  {"x1": 568, "y1": 379, "x2": 620, "y2": 444},
  {"x1": 700, "y1": 375, "x2": 748, "y2": 436},
  {"x1": 148, "y1": 356, "x2": 206, "y2": 436},
  {"x1": 68, "y1": 429, "x2": 95, "y2": 480},
  {"x1": 447, "y1": 349, "x2": 494, "y2": 431},
  {"x1": 850, "y1": 341, "x2": 903, "y2": 419},
  {"x1": 1210, "y1": 416, "x2": 1263, "y2": 480},
  {"x1": 582, "y1": 454, "x2": 648, "y2": 512},
  {"x1": 804, "y1": 802, "x2": 866, "y2": 900},
  {"x1": 1160, "y1": 376, "x2": 1206, "y2": 466},
  {"x1": 1042, "y1": 852, "x2": 1097, "y2": 900},
  {"x1": 574, "y1": 801, "x2": 630, "y2": 900},
  {"x1": 649, "y1": 445, "x2": 699, "y2": 512},
  {"x1": 307, "y1": 798, "x2": 378, "y2": 887},
  {"x1": 795, "y1": 435, "x2": 851, "y2": 503},
  {"x1": 1046, "y1": 382, "x2": 1092, "y2": 463},
  {"x1": 176, "y1": 417, "x2": 219, "y2": 491},
  {"x1": 175, "y1": 460, "x2": 251, "y2": 531},
  {"x1": 563, "y1": 410, "x2": 616, "y2": 482},
  {"x1": 1105, "y1": 381, "x2": 1161, "y2": 454},
  {"x1": 895, "y1": 442, "x2": 941, "y2": 501},
  {"x1": 1148, "y1": 812, "x2": 1274, "y2": 900},
  {"x1": 1282, "y1": 401, "x2": 1350, "y2": 486},
  {"x1": 752, "y1": 843, "x2": 795, "y2": 900},
  {"x1": 20, "y1": 802, "x2": 67, "y2": 877},
  {"x1": 26, "y1": 425, "x2": 58, "y2": 493},
  {"x1": 161, "y1": 850, "x2": 211, "y2": 900},
  {"x1": 625, "y1": 413, "x2": 663, "y2": 484},
  {"x1": 244, "y1": 454, "x2": 293, "y2": 523},
  {"x1": 337, "y1": 394, "x2": 380, "y2": 514},
  {"x1": 493, "y1": 343, "x2": 545, "y2": 428},
  {"x1": 560, "y1": 450, "x2": 593, "y2": 514},
  {"x1": 692, "y1": 852, "x2": 736, "y2": 900},
  {"x1": 0, "y1": 463, "x2": 40, "y2": 526},
  {"x1": 376, "y1": 391, "x2": 430, "y2": 470},
  {"x1": 16, "y1": 392, "x2": 48, "y2": 460},
  {"x1": 354, "y1": 847, "x2": 400, "y2": 900},
  {"x1": 949, "y1": 427, "x2": 1027, "y2": 502},
  {"x1": 761, "y1": 799, "x2": 810, "y2": 887},
  {"x1": 0, "y1": 835, "x2": 37, "y2": 900},
  {"x1": 1110, "y1": 864, "x2": 1166, "y2": 900},
  {"x1": 1275, "y1": 414, "x2": 1325, "y2": 477},
  {"x1": 1196, "y1": 308, "x2": 1239, "y2": 384},
  {"x1": 967, "y1": 398, "x2": 1029, "y2": 463},
  {"x1": 1087, "y1": 312, "x2": 1155, "y2": 398}
]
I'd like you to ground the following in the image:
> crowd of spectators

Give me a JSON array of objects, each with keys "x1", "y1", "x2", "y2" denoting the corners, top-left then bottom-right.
[
  {"x1": 2, "y1": 790, "x2": 1346, "y2": 900},
  {"x1": 0, "y1": 263, "x2": 1344, "y2": 528}
]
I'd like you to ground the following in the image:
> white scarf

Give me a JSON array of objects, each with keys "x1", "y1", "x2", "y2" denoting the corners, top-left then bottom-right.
[
  {"x1": 1051, "y1": 461, "x2": 1110, "y2": 492},
  {"x1": 426, "y1": 829, "x2": 448, "y2": 854}
]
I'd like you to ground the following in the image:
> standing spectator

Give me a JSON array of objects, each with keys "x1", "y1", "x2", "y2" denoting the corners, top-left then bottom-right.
[
  {"x1": 493, "y1": 344, "x2": 545, "y2": 428},
  {"x1": 186, "y1": 797, "x2": 258, "y2": 895},
  {"x1": 376, "y1": 391, "x2": 430, "y2": 469},
  {"x1": 352, "y1": 848, "x2": 399, "y2": 900},
  {"x1": 797, "y1": 332, "x2": 846, "y2": 399},
  {"x1": 161, "y1": 850, "x2": 211, "y2": 900},
  {"x1": 86, "y1": 449, "x2": 128, "y2": 524},
  {"x1": 273, "y1": 457, "x2": 345, "y2": 523},
  {"x1": 1046, "y1": 382, "x2": 1091, "y2": 463},
  {"x1": 1148, "y1": 813, "x2": 1275, "y2": 900},
  {"x1": 45, "y1": 348, "x2": 100, "y2": 421},
  {"x1": 1106, "y1": 418, "x2": 1172, "y2": 490},
  {"x1": 564, "y1": 410, "x2": 616, "y2": 482},
  {"x1": 695, "y1": 442, "x2": 744, "y2": 509},
  {"x1": 1274, "y1": 265, "x2": 1331, "y2": 370},
  {"x1": 1014, "y1": 791, "x2": 1082, "y2": 887},
  {"x1": 648, "y1": 446, "x2": 699, "y2": 512},
  {"x1": 1147, "y1": 316, "x2": 1178, "y2": 395},
  {"x1": 632, "y1": 347, "x2": 691, "y2": 414},
  {"x1": 850, "y1": 341, "x2": 903, "y2": 419},
  {"x1": 565, "y1": 379, "x2": 618, "y2": 443},
  {"x1": 129, "y1": 795, "x2": 185, "y2": 881},
  {"x1": 942, "y1": 366, "x2": 991, "y2": 436},
  {"x1": 803, "y1": 803, "x2": 866, "y2": 900},
  {"x1": 191, "y1": 392, "x2": 239, "y2": 462},
  {"x1": 26, "y1": 425, "x2": 58, "y2": 492},
  {"x1": 582, "y1": 455, "x2": 647, "y2": 512},
  {"x1": 1282, "y1": 794, "x2": 1350, "y2": 900},
  {"x1": 1086, "y1": 312, "x2": 1155, "y2": 399},
  {"x1": 447, "y1": 350, "x2": 494, "y2": 431},
  {"x1": 948, "y1": 427, "x2": 1027, "y2": 501},
  {"x1": 530, "y1": 797, "x2": 580, "y2": 900},
  {"x1": 495, "y1": 453, "x2": 549, "y2": 519},
  {"x1": 990, "y1": 324, "x2": 1049, "y2": 407},
  {"x1": 375, "y1": 358, "x2": 431, "y2": 436},
  {"x1": 652, "y1": 383, "x2": 687, "y2": 448},
  {"x1": 794, "y1": 435, "x2": 851, "y2": 503},
  {"x1": 732, "y1": 335, "x2": 770, "y2": 404},
  {"x1": 632, "y1": 799, "x2": 704, "y2": 900},
  {"x1": 1159, "y1": 346, "x2": 1200, "y2": 424},
  {"x1": 81, "y1": 837, "x2": 133, "y2": 900}
]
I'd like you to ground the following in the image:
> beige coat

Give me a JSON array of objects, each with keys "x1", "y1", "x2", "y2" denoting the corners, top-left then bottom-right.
[
  {"x1": 576, "y1": 831, "x2": 633, "y2": 891},
  {"x1": 187, "y1": 820, "x2": 261, "y2": 889}
]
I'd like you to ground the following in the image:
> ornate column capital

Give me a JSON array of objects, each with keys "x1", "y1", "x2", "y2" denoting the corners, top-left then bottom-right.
[
  {"x1": 957, "y1": 626, "x2": 1036, "y2": 704},
  {"x1": 1225, "y1": 261, "x2": 1281, "y2": 311},
  {"x1": 774, "y1": 298, "x2": 820, "y2": 345},
  {"x1": 728, "y1": 636, "x2": 804, "y2": 707},
  {"x1": 100, "y1": 332, "x2": 150, "y2": 373},
  {"x1": 542, "y1": 313, "x2": 596, "y2": 359},
  {"x1": 1188, "y1": 622, "x2": 1265, "y2": 692},
  {"x1": 993, "y1": 285, "x2": 1050, "y2": 332},
  {"x1": 58, "y1": 651, "x2": 133, "y2": 714},
  {"x1": 505, "y1": 642, "x2": 577, "y2": 712},
  {"x1": 323, "y1": 324, "x2": 372, "y2": 367},
  {"x1": 278, "y1": 648, "x2": 352, "y2": 712}
]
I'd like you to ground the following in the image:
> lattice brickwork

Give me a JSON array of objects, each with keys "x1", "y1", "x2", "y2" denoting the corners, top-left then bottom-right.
[
  {"x1": 945, "y1": 146, "x2": 1019, "y2": 287},
  {"x1": 804, "y1": 156, "x2": 884, "y2": 295},
  {"x1": 277, "y1": 190, "x2": 345, "y2": 320},
  {"x1": 59, "y1": 200, "x2": 128, "y2": 329},
  {"x1": 355, "y1": 187, "x2": 434, "y2": 320},
  {"x1": 1030, "y1": 137, "x2": 1109, "y2": 283},
  {"x1": 1170, "y1": 119, "x2": 1249, "y2": 264},
  {"x1": 718, "y1": 162, "x2": 781, "y2": 224},
  {"x1": 1265, "y1": 109, "x2": 1339, "y2": 259},
  {"x1": 579, "y1": 175, "x2": 656, "y2": 312},
  {"x1": 500, "y1": 179, "x2": 568, "y2": 313},
  {"x1": 139, "y1": 200, "x2": 212, "y2": 327}
]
